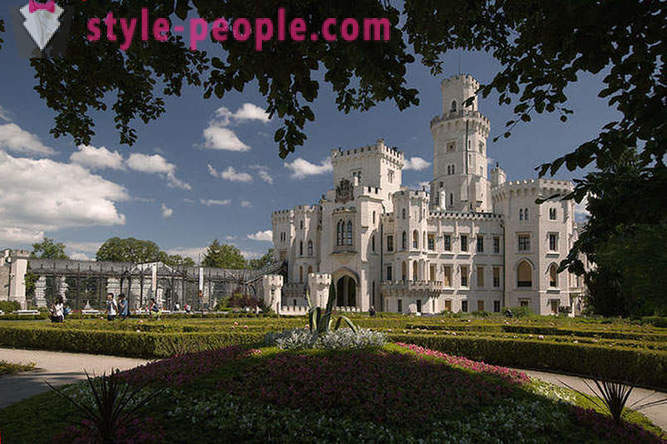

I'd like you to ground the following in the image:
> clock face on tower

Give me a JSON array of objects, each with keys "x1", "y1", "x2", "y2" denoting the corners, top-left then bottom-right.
[{"x1": 335, "y1": 179, "x2": 353, "y2": 203}]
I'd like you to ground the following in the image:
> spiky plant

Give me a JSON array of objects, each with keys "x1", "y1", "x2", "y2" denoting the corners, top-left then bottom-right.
[
  {"x1": 307, "y1": 282, "x2": 358, "y2": 336},
  {"x1": 47, "y1": 369, "x2": 164, "y2": 443},
  {"x1": 561, "y1": 377, "x2": 667, "y2": 424}
]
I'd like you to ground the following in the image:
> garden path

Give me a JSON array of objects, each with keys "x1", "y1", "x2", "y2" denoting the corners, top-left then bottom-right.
[
  {"x1": 0, "y1": 348, "x2": 150, "y2": 409},
  {"x1": 0, "y1": 348, "x2": 664, "y2": 431}
]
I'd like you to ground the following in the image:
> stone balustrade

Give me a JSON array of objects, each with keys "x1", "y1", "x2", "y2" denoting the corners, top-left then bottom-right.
[{"x1": 381, "y1": 280, "x2": 444, "y2": 296}]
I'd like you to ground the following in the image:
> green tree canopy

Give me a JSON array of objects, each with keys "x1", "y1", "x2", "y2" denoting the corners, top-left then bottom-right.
[
  {"x1": 31, "y1": 237, "x2": 68, "y2": 259},
  {"x1": 96, "y1": 237, "x2": 162, "y2": 263},
  {"x1": 202, "y1": 240, "x2": 246, "y2": 269},
  {"x1": 248, "y1": 249, "x2": 276, "y2": 270}
]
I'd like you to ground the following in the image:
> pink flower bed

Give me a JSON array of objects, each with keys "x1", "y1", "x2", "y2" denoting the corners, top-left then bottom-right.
[
  {"x1": 118, "y1": 346, "x2": 260, "y2": 386},
  {"x1": 395, "y1": 342, "x2": 530, "y2": 384},
  {"x1": 222, "y1": 348, "x2": 517, "y2": 428}
]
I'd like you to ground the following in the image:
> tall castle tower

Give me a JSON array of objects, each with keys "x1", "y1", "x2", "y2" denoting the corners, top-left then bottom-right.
[{"x1": 429, "y1": 75, "x2": 491, "y2": 212}]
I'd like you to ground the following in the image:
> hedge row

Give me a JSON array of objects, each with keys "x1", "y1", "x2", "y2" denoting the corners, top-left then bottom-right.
[
  {"x1": 389, "y1": 333, "x2": 667, "y2": 390},
  {"x1": 0, "y1": 326, "x2": 263, "y2": 358}
]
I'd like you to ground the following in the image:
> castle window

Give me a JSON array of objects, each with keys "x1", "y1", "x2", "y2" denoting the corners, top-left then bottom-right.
[
  {"x1": 449, "y1": 193, "x2": 454, "y2": 207},
  {"x1": 413, "y1": 261, "x2": 419, "y2": 280},
  {"x1": 428, "y1": 234, "x2": 435, "y2": 251},
  {"x1": 447, "y1": 142, "x2": 456, "y2": 153},
  {"x1": 307, "y1": 240, "x2": 313, "y2": 256},
  {"x1": 387, "y1": 235, "x2": 394, "y2": 252},
  {"x1": 549, "y1": 264, "x2": 558, "y2": 287},
  {"x1": 460, "y1": 265, "x2": 469, "y2": 287},
  {"x1": 336, "y1": 220, "x2": 344, "y2": 246},
  {"x1": 412, "y1": 230, "x2": 419, "y2": 249},
  {"x1": 386, "y1": 265, "x2": 392, "y2": 281},
  {"x1": 493, "y1": 236, "x2": 500, "y2": 254},
  {"x1": 518, "y1": 234, "x2": 530, "y2": 252},
  {"x1": 517, "y1": 260, "x2": 532, "y2": 287},
  {"x1": 371, "y1": 235, "x2": 376, "y2": 252},
  {"x1": 346, "y1": 221, "x2": 353, "y2": 246},
  {"x1": 549, "y1": 233, "x2": 558, "y2": 251},
  {"x1": 478, "y1": 142, "x2": 484, "y2": 154},
  {"x1": 460, "y1": 235, "x2": 468, "y2": 252},
  {"x1": 397, "y1": 299, "x2": 402, "y2": 313},
  {"x1": 444, "y1": 235, "x2": 452, "y2": 251},
  {"x1": 388, "y1": 169, "x2": 394, "y2": 183},
  {"x1": 402, "y1": 208, "x2": 406, "y2": 220},
  {"x1": 299, "y1": 266, "x2": 303, "y2": 283},
  {"x1": 494, "y1": 300, "x2": 501, "y2": 312},
  {"x1": 401, "y1": 261, "x2": 407, "y2": 280},
  {"x1": 549, "y1": 208, "x2": 557, "y2": 220},
  {"x1": 299, "y1": 241, "x2": 303, "y2": 256},
  {"x1": 372, "y1": 211, "x2": 376, "y2": 224},
  {"x1": 402, "y1": 231, "x2": 407, "y2": 250},
  {"x1": 300, "y1": 220, "x2": 304, "y2": 229},
  {"x1": 307, "y1": 265, "x2": 313, "y2": 275},
  {"x1": 461, "y1": 300, "x2": 468, "y2": 312},
  {"x1": 524, "y1": 208, "x2": 529, "y2": 222},
  {"x1": 480, "y1": 166, "x2": 484, "y2": 176},
  {"x1": 493, "y1": 267, "x2": 501, "y2": 287},
  {"x1": 476, "y1": 236, "x2": 484, "y2": 253},
  {"x1": 477, "y1": 266, "x2": 485, "y2": 288},
  {"x1": 443, "y1": 265, "x2": 452, "y2": 287},
  {"x1": 450, "y1": 100, "x2": 457, "y2": 113},
  {"x1": 439, "y1": 181, "x2": 443, "y2": 188},
  {"x1": 519, "y1": 209, "x2": 523, "y2": 221}
]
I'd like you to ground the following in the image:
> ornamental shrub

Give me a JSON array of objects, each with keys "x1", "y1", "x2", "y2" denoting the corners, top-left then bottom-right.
[
  {"x1": 266, "y1": 328, "x2": 386, "y2": 350},
  {"x1": 0, "y1": 301, "x2": 21, "y2": 312}
]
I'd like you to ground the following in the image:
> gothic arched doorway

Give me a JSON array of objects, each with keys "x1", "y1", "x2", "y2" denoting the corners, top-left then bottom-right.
[{"x1": 336, "y1": 275, "x2": 356, "y2": 307}]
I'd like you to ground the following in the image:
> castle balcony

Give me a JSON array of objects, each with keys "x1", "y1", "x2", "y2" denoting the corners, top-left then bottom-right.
[{"x1": 381, "y1": 280, "x2": 444, "y2": 297}]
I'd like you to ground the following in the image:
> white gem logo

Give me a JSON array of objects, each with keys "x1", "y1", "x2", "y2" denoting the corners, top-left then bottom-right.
[{"x1": 20, "y1": 1, "x2": 64, "y2": 51}]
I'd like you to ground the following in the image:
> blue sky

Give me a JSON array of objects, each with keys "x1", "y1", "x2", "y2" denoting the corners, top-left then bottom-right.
[{"x1": 0, "y1": 10, "x2": 617, "y2": 261}]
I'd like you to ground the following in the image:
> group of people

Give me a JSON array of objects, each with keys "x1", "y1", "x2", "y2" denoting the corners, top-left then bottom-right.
[
  {"x1": 49, "y1": 294, "x2": 183, "y2": 322},
  {"x1": 49, "y1": 296, "x2": 70, "y2": 323},
  {"x1": 105, "y1": 293, "x2": 130, "y2": 321}
]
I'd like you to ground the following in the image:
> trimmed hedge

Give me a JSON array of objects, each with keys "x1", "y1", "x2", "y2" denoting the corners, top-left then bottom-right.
[
  {"x1": 0, "y1": 326, "x2": 263, "y2": 358},
  {"x1": 0, "y1": 301, "x2": 21, "y2": 312},
  {"x1": 389, "y1": 333, "x2": 667, "y2": 390}
]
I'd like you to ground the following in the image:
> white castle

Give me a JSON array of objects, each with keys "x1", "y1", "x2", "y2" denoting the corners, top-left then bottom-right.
[{"x1": 268, "y1": 75, "x2": 585, "y2": 316}]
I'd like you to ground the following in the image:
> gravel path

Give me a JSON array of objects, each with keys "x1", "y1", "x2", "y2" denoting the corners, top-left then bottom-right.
[{"x1": 0, "y1": 348, "x2": 664, "y2": 431}]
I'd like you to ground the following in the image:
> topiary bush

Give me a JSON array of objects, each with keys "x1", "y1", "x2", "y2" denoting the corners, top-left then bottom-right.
[{"x1": 0, "y1": 301, "x2": 21, "y2": 312}]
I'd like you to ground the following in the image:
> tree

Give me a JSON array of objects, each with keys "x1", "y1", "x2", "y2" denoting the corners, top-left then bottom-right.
[
  {"x1": 96, "y1": 237, "x2": 162, "y2": 263},
  {"x1": 559, "y1": 148, "x2": 667, "y2": 317},
  {"x1": 31, "y1": 237, "x2": 68, "y2": 259},
  {"x1": 202, "y1": 240, "x2": 246, "y2": 269},
  {"x1": 248, "y1": 249, "x2": 275, "y2": 270}
]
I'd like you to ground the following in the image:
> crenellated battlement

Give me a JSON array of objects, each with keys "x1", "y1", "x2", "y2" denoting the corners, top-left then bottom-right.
[
  {"x1": 427, "y1": 211, "x2": 503, "y2": 221},
  {"x1": 441, "y1": 74, "x2": 480, "y2": 91}
]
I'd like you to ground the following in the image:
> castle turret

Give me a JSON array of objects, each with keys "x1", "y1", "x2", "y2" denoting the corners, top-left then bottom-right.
[{"x1": 429, "y1": 74, "x2": 491, "y2": 212}]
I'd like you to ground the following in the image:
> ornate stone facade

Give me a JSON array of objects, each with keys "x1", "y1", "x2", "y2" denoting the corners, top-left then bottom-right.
[{"x1": 272, "y1": 75, "x2": 586, "y2": 316}]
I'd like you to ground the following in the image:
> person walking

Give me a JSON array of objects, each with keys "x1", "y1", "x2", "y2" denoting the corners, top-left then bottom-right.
[
  {"x1": 118, "y1": 293, "x2": 129, "y2": 320},
  {"x1": 105, "y1": 293, "x2": 118, "y2": 321},
  {"x1": 51, "y1": 296, "x2": 64, "y2": 323}
]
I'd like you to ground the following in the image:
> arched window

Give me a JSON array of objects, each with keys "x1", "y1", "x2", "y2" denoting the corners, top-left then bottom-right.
[
  {"x1": 401, "y1": 261, "x2": 407, "y2": 280},
  {"x1": 549, "y1": 264, "x2": 558, "y2": 287},
  {"x1": 412, "y1": 261, "x2": 419, "y2": 280},
  {"x1": 413, "y1": 230, "x2": 419, "y2": 249},
  {"x1": 519, "y1": 209, "x2": 523, "y2": 221},
  {"x1": 372, "y1": 211, "x2": 376, "y2": 224},
  {"x1": 371, "y1": 235, "x2": 376, "y2": 252},
  {"x1": 402, "y1": 231, "x2": 407, "y2": 250},
  {"x1": 524, "y1": 208, "x2": 529, "y2": 222},
  {"x1": 517, "y1": 261, "x2": 532, "y2": 287},
  {"x1": 452, "y1": 164, "x2": 455, "y2": 174},
  {"x1": 307, "y1": 265, "x2": 313, "y2": 275},
  {"x1": 346, "y1": 221, "x2": 353, "y2": 246},
  {"x1": 402, "y1": 208, "x2": 406, "y2": 219},
  {"x1": 423, "y1": 232, "x2": 427, "y2": 249},
  {"x1": 299, "y1": 241, "x2": 303, "y2": 256},
  {"x1": 300, "y1": 220, "x2": 304, "y2": 229},
  {"x1": 307, "y1": 240, "x2": 313, "y2": 256},
  {"x1": 479, "y1": 142, "x2": 484, "y2": 154},
  {"x1": 299, "y1": 266, "x2": 303, "y2": 283},
  {"x1": 336, "y1": 220, "x2": 343, "y2": 246},
  {"x1": 450, "y1": 100, "x2": 457, "y2": 113}
]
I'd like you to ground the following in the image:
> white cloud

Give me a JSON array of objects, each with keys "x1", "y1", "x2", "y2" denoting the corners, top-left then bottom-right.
[
  {"x1": 240, "y1": 200, "x2": 252, "y2": 208},
  {"x1": 250, "y1": 164, "x2": 274, "y2": 184},
  {"x1": 69, "y1": 252, "x2": 91, "y2": 261},
  {"x1": 0, "y1": 105, "x2": 11, "y2": 122},
  {"x1": 574, "y1": 195, "x2": 590, "y2": 222},
  {"x1": 126, "y1": 153, "x2": 191, "y2": 190},
  {"x1": 248, "y1": 230, "x2": 273, "y2": 242},
  {"x1": 70, "y1": 144, "x2": 124, "y2": 170},
  {"x1": 220, "y1": 166, "x2": 252, "y2": 183},
  {"x1": 201, "y1": 103, "x2": 270, "y2": 152},
  {"x1": 0, "y1": 151, "x2": 127, "y2": 245},
  {"x1": 0, "y1": 123, "x2": 54, "y2": 156},
  {"x1": 224, "y1": 235, "x2": 236, "y2": 241},
  {"x1": 161, "y1": 203, "x2": 173, "y2": 218},
  {"x1": 165, "y1": 246, "x2": 206, "y2": 261},
  {"x1": 417, "y1": 181, "x2": 430, "y2": 189},
  {"x1": 203, "y1": 125, "x2": 251, "y2": 152},
  {"x1": 231, "y1": 103, "x2": 270, "y2": 123},
  {"x1": 66, "y1": 241, "x2": 103, "y2": 253},
  {"x1": 285, "y1": 157, "x2": 333, "y2": 179},
  {"x1": 200, "y1": 199, "x2": 231, "y2": 206},
  {"x1": 403, "y1": 156, "x2": 430, "y2": 171}
]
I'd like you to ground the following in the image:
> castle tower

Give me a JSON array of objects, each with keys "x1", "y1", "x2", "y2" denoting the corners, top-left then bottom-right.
[{"x1": 429, "y1": 75, "x2": 491, "y2": 212}]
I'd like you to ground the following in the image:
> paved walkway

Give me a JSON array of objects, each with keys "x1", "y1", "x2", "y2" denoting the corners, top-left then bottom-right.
[
  {"x1": 0, "y1": 348, "x2": 665, "y2": 431},
  {"x1": 0, "y1": 348, "x2": 150, "y2": 409}
]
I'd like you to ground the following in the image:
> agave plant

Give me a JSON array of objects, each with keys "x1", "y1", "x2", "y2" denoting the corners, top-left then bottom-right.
[
  {"x1": 47, "y1": 369, "x2": 164, "y2": 443},
  {"x1": 306, "y1": 282, "x2": 358, "y2": 336}
]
